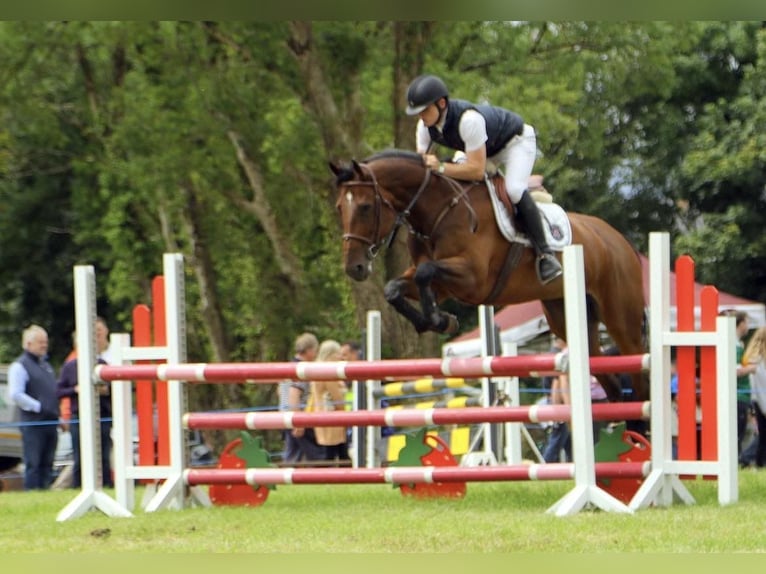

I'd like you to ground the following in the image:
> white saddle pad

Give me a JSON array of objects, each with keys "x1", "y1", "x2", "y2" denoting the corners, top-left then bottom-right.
[{"x1": 486, "y1": 178, "x2": 572, "y2": 251}]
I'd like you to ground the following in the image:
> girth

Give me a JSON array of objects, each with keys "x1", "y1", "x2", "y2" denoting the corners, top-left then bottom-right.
[{"x1": 483, "y1": 241, "x2": 525, "y2": 305}]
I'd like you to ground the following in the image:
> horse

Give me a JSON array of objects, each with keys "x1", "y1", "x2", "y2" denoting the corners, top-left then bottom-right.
[{"x1": 330, "y1": 149, "x2": 648, "y2": 402}]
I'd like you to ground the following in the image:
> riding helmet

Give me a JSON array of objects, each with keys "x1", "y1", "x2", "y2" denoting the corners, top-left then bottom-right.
[{"x1": 405, "y1": 74, "x2": 449, "y2": 115}]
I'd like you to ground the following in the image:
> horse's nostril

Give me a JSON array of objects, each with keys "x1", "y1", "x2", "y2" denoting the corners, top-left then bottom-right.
[{"x1": 346, "y1": 262, "x2": 369, "y2": 281}]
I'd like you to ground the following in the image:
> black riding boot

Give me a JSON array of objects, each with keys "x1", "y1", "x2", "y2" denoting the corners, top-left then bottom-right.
[{"x1": 515, "y1": 190, "x2": 563, "y2": 285}]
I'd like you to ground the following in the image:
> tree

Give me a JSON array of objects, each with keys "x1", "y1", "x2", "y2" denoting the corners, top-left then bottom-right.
[
  {"x1": 1, "y1": 22, "x2": 764, "y2": 445},
  {"x1": 675, "y1": 23, "x2": 766, "y2": 303}
]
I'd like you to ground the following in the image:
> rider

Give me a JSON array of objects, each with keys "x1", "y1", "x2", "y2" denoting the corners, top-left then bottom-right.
[{"x1": 405, "y1": 74, "x2": 563, "y2": 285}]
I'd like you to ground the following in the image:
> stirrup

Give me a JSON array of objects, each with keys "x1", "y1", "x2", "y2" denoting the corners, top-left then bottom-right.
[{"x1": 536, "y1": 253, "x2": 562, "y2": 285}]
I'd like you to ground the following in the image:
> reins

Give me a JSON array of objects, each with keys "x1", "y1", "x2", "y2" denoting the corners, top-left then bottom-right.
[{"x1": 340, "y1": 160, "x2": 478, "y2": 259}]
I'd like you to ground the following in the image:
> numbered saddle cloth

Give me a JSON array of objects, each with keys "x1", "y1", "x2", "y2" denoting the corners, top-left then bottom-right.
[{"x1": 485, "y1": 177, "x2": 572, "y2": 250}]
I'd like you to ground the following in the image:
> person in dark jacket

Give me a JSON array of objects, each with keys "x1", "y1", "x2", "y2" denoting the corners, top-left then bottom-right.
[
  {"x1": 405, "y1": 74, "x2": 562, "y2": 285},
  {"x1": 56, "y1": 317, "x2": 114, "y2": 488},
  {"x1": 8, "y1": 324, "x2": 59, "y2": 490}
]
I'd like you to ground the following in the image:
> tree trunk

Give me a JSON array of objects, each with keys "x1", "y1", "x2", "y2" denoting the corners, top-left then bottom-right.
[
  {"x1": 227, "y1": 129, "x2": 306, "y2": 289},
  {"x1": 284, "y1": 21, "x2": 443, "y2": 358},
  {"x1": 389, "y1": 21, "x2": 442, "y2": 358},
  {"x1": 179, "y1": 183, "x2": 231, "y2": 365}
]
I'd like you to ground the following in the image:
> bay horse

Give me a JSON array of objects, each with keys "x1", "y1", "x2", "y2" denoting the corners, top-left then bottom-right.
[{"x1": 330, "y1": 149, "x2": 647, "y2": 402}]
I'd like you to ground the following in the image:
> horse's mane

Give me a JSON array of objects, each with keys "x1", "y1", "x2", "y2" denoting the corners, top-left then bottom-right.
[
  {"x1": 333, "y1": 149, "x2": 424, "y2": 186},
  {"x1": 364, "y1": 149, "x2": 424, "y2": 165}
]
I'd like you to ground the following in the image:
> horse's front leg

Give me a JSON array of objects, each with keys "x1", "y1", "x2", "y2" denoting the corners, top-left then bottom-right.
[
  {"x1": 413, "y1": 261, "x2": 459, "y2": 335},
  {"x1": 384, "y1": 268, "x2": 433, "y2": 334}
]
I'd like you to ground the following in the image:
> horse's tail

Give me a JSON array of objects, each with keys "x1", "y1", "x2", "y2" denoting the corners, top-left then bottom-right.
[{"x1": 630, "y1": 243, "x2": 650, "y2": 352}]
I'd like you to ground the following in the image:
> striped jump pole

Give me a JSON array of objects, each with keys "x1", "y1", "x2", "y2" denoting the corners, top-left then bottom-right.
[
  {"x1": 183, "y1": 402, "x2": 651, "y2": 431},
  {"x1": 184, "y1": 461, "x2": 650, "y2": 487},
  {"x1": 372, "y1": 377, "x2": 472, "y2": 398},
  {"x1": 95, "y1": 353, "x2": 650, "y2": 384},
  {"x1": 58, "y1": 232, "x2": 740, "y2": 522},
  {"x1": 382, "y1": 397, "x2": 483, "y2": 410}
]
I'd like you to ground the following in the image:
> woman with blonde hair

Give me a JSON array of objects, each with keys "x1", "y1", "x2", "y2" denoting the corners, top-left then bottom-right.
[
  {"x1": 310, "y1": 339, "x2": 349, "y2": 463},
  {"x1": 743, "y1": 326, "x2": 766, "y2": 467}
]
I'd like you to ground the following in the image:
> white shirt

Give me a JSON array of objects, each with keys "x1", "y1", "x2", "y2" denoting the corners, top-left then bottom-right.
[
  {"x1": 8, "y1": 360, "x2": 41, "y2": 413},
  {"x1": 416, "y1": 109, "x2": 488, "y2": 154}
]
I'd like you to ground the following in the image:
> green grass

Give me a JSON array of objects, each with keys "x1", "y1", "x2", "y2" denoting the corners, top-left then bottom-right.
[{"x1": 3, "y1": 470, "x2": 766, "y2": 553}]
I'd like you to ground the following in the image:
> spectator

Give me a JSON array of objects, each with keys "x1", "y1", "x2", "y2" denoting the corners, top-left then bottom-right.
[
  {"x1": 542, "y1": 338, "x2": 607, "y2": 463},
  {"x1": 743, "y1": 326, "x2": 766, "y2": 467},
  {"x1": 739, "y1": 413, "x2": 759, "y2": 468},
  {"x1": 339, "y1": 340, "x2": 363, "y2": 458},
  {"x1": 541, "y1": 334, "x2": 566, "y2": 399},
  {"x1": 602, "y1": 344, "x2": 647, "y2": 437},
  {"x1": 311, "y1": 339, "x2": 349, "y2": 463},
  {"x1": 340, "y1": 340, "x2": 363, "y2": 362},
  {"x1": 542, "y1": 335, "x2": 570, "y2": 463},
  {"x1": 278, "y1": 332, "x2": 324, "y2": 463},
  {"x1": 58, "y1": 330, "x2": 78, "y2": 433},
  {"x1": 669, "y1": 358, "x2": 680, "y2": 459},
  {"x1": 8, "y1": 325, "x2": 59, "y2": 490},
  {"x1": 720, "y1": 310, "x2": 757, "y2": 454},
  {"x1": 340, "y1": 340, "x2": 363, "y2": 411},
  {"x1": 56, "y1": 317, "x2": 114, "y2": 488}
]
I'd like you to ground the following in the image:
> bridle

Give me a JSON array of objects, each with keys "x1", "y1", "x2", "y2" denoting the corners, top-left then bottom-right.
[
  {"x1": 341, "y1": 162, "x2": 433, "y2": 259},
  {"x1": 340, "y1": 160, "x2": 477, "y2": 260}
]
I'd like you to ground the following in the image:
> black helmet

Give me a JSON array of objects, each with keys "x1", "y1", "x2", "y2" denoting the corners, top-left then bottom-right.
[{"x1": 405, "y1": 74, "x2": 449, "y2": 115}]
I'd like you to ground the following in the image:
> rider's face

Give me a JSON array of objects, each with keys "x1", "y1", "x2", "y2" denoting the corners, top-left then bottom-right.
[{"x1": 418, "y1": 102, "x2": 441, "y2": 127}]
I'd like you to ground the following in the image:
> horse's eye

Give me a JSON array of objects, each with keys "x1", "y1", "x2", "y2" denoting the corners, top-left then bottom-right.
[{"x1": 357, "y1": 203, "x2": 372, "y2": 216}]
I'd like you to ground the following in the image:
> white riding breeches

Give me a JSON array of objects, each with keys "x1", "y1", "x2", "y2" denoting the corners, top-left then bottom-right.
[{"x1": 490, "y1": 123, "x2": 538, "y2": 204}]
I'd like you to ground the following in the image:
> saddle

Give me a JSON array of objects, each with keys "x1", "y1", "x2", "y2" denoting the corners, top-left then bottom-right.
[
  {"x1": 490, "y1": 173, "x2": 516, "y2": 220},
  {"x1": 489, "y1": 173, "x2": 554, "y2": 216},
  {"x1": 485, "y1": 173, "x2": 571, "y2": 249}
]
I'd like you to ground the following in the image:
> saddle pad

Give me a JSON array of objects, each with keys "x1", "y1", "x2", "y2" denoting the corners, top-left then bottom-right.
[{"x1": 486, "y1": 177, "x2": 572, "y2": 251}]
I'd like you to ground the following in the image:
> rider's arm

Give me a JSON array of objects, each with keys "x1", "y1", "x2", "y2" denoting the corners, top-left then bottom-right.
[
  {"x1": 415, "y1": 119, "x2": 432, "y2": 154},
  {"x1": 444, "y1": 145, "x2": 486, "y2": 181},
  {"x1": 424, "y1": 110, "x2": 487, "y2": 181}
]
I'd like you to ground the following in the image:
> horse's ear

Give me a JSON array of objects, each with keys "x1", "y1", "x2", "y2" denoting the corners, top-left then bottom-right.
[
  {"x1": 329, "y1": 161, "x2": 342, "y2": 176},
  {"x1": 351, "y1": 159, "x2": 365, "y2": 178}
]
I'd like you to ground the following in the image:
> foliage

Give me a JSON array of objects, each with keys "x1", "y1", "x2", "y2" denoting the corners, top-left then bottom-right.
[{"x1": 1, "y1": 22, "x2": 765, "y2": 416}]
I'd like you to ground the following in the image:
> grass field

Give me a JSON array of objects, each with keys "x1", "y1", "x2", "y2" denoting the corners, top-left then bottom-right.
[{"x1": 2, "y1": 469, "x2": 766, "y2": 554}]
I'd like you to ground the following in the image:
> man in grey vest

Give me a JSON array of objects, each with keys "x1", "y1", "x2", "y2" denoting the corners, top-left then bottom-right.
[{"x1": 8, "y1": 324, "x2": 59, "y2": 490}]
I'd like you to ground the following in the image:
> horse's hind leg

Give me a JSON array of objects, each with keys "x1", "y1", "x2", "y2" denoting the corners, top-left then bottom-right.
[
  {"x1": 598, "y1": 296, "x2": 649, "y2": 402},
  {"x1": 542, "y1": 297, "x2": 623, "y2": 403},
  {"x1": 541, "y1": 299, "x2": 567, "y2": 343}
]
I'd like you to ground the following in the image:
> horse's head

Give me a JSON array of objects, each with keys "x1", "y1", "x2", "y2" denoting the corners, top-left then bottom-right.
[{"x1": 330, "y1": 158, "x2": 399, "y2": 281}]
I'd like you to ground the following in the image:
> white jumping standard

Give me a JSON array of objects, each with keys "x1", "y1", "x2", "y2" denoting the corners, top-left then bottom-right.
[{"x1": 56, "y1": 232, "x2": 738, "y2": 521}]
